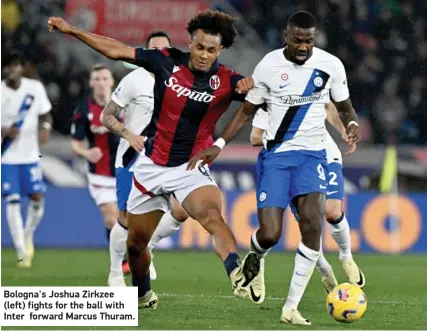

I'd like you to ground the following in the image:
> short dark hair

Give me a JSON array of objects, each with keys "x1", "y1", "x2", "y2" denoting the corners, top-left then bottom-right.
[
  {"x1": 187, "y1": 10, "x2": 237, "y2": 48},
  {"x1": 3, "y1": 51, "x2": 26, "y2": 67},
  {"x1": 90, "y1": 63, "x2": 111, "y2": 73},
  {"x1": 145, "y1": 30, "x2": 171, "y2": 48},
  {"x1": 287, "y1": 11, "x2": 317, "y2": 29}
]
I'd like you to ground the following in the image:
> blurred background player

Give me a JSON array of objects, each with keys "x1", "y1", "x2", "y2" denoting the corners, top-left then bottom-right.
[
  {"x1": 1, "y1": 51, "x2": 52, "y2": 268},
  {"x1": 47, "y1": 11, "x2": 256, "y2": 308},
  {"x1": 250, "y1": 102, "x2": 365, "y2": 292},
  {"x1": 189, "y1": 11, "x2": 360, "y2": 324},
  {"x1": 102, "y1": 31, "x2": 188, "y2": 286},
  {"x1": 70, "y1": 64, "x2": 129, "y2": 273}
]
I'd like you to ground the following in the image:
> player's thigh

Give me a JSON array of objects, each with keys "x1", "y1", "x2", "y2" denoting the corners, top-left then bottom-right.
[
  {"x1": 127, "y1": 210, "x2": 164, "y2": 250},
  {"x1": 1, "y1": 164, "x2": 20, "y2": 197},
  {"x1": 170, "y1": 195, "x2": 188, "y2": 222},
  {"x1": 99, "y1": 202, "x2": 119, "y2": 228},
  {"x1": 21, "y1": 162, "x2": 46, "y2": 197}
]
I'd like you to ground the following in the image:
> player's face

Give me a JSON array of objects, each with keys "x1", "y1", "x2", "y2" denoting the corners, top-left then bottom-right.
[
  {"x1": 148, "y1": 36, "x2": 170, "y2": 49},
  {"x1": 6, "y1": 61, "x2": 23, "y2": 81},
  {"x1": 89, "y1": 69, "x2": 114, "y2": 97},
  {"x1": 188, "y1": 29, "x2": 222, "y2": 72},
  {"x1": 284, "y1": 26, "x2": 316, "y2": 65}
]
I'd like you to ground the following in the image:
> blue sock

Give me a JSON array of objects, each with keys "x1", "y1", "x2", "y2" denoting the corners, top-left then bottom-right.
[
  {"x1": 105, "y1": 228, "x2": 111, "y2": 243},
  {"x1": 223, "y1": 252, "x2": 241, "y2": 276},
  {"x1": 132, "y1": 273, "x2": 151, "y2": 297}
]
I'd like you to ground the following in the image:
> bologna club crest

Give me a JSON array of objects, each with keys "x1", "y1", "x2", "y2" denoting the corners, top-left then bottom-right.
[{"x1": 209, "y1": 75, "x2": 220, "y2": 90}]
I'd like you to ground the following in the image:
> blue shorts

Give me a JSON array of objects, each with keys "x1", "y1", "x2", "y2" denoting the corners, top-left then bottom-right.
[
  {"x1": 1, "y1": 162, "x2": 46, "y2": 197},
  {"x1": 256, "y1": 149, "x2": 328, "y2": 210},
  {"x1": 326, "y1": 162, "x2": 344, "y2": 200},
  {"x1": 115, "y1": 158, "x2": 137, "y2": 212}
]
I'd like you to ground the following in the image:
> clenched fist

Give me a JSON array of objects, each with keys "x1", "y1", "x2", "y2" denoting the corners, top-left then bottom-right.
[{"x1": 47, "y1": 17, "x2": 74, "y2": 34}]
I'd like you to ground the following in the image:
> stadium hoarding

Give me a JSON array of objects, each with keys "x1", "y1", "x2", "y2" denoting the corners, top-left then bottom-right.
[{"x1": 2, "y1": 189, "x2": 426, "y2": 253}]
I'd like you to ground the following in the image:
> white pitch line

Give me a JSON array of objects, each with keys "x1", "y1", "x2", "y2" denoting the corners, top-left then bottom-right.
[{"x1": 158, "y1": 292, "x2": 413, "y2": 305}]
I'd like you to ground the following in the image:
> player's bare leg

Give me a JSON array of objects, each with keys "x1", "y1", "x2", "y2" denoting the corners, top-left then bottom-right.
[
  {"x1": 23, "y1": 192, "x2": 45, "y2": 265},
  {"x1": 148, "y1": 196, "x2": 188, "y2": 280},
  {"x1": 182, "y1": 185, "x2": 258, "y2": 299},
  {"x1": 127, "y1": 210, "x2": 163, "y2": 308},
  {"x1": 281, "y1": 192, "x2": 324, "y2": 326},
  {"x1": 326, "y1": 199, "x2": 365, "y2": 287},
  {"x1": 108, "y1": 210, "x2": 129, "y2": 286}
]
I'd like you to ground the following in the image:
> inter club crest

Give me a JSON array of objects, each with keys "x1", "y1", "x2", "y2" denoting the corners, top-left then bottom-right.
[{"x1": 209, "y1": 75, "x2": 220, "y2": 90}]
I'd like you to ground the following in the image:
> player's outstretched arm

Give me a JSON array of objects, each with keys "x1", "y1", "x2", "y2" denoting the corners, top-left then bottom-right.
[
  {"x1": 186, "y1": 101, "x2": 256, "y2": 170},
  {"x1": 333, "y1": 98, "x2": 361, "y2": 146},
  {"x1": 325, "y1": 102, "x2": 346, "y2": 138},
  {"x1": 38, "y1": 113, "x2": 52, "y2": 145},
  {"x1": 47, "y1": 17, "x2": 135, "y2": 61},
  {"x1": 100, "y1": 101, "x2": 145, "y2": 152}
]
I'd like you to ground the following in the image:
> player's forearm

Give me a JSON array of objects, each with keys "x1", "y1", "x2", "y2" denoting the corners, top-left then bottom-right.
[
  {"x1": 334, "y1": 99, "x2": 359, "y2": 127},
  {"x1": 69, "y1": 26, "x2": 134, "y2": 61},
  {"x1": 220, "y1": 102, "x2": 256, "y2": 143},
  {"x1": 101, "y1": 101, "x2": 132, "y2": 139},
  {"x1": 326, "y1": 105, "x2": 346, "y2": 135},
  {"x1": 71, "y1": 139, "x2": 89, "y2": 159}
]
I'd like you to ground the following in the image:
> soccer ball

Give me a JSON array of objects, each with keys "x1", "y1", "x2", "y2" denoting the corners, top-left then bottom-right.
[{"x1": 326, "y1": 283, "x2": 367, "y2": 323}]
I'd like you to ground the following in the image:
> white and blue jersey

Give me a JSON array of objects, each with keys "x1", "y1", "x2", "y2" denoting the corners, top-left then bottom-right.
[
  {"x1": 111, "y1": 68, "x2": 155, "y2": 211},
  {"x1": 247, "y1": 47, "x2": 349, "y2": 210},
  {"x1": 1, "y1": 78, "x2": 52, "y2": 197}
]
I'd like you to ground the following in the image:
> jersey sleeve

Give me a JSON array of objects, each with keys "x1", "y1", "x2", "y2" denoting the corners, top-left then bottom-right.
[
  {"x1": 330, "y1": 59, "x2": 350, "y2": 102},
  {"x1": 37, "y1": 82, "x2": 52, "y2": 115},
  {"x1": 245, "y1": 61, "x2": 269, "y2": 105},
  {"x1": 252, "y1": 108, "x2": 268, "y2": 130},
  {"x1": 111, "y1": 70, "x2": 141, "y2": 108},
  {"x1": 71, "y1": 102, "x2": 88, "y2": 141},
  {"x1": 230, "y1": 73, "x2": 247, "y2": 102},
  {"x1": 133, "y1": 47, "x2": 172, "y2": 74}
]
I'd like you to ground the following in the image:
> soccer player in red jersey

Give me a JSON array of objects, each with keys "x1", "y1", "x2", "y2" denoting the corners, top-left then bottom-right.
[{"x1": 48, "y1": 11, "x2": 260, "y2": 307}]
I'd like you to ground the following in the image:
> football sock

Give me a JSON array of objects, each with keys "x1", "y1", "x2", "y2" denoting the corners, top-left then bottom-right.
[
  {"x1": 24, "y1": 198, "x2": 45, "y2": 240},
  {"x1": 316, "y1": 240, "x2": 333, "y2": 276},
  {"x1": 6, "y1": 196, "x2": 26, "y2": 260},
  {"x1": 224, "y1": 252, "x2": 241, "y2": 276},
  {"x1": 328, "y1": 213, "x2": 353, "y2": 261},
  {"x1": 132, "y1": 273, "x2": 151, "y2": 297},
  {"x1": 147, "y1": 211, "x2": 181, "y2": 251},
  {"x1": 250, "y1": 230, "x2": 270, "y2": 258},
  {"x1": 283, "y1": 242, "x2": 319, "y2": 310},
  {"x1": 109, "y1": 220, "x2": 128, "y2": 273}
]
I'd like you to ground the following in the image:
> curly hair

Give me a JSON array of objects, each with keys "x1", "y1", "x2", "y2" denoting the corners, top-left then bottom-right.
[{"x1": 187, "y1": 10, "x2": 237, "y2": 48}]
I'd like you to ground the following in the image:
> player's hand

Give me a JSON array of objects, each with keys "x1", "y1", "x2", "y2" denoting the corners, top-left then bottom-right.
[
  {"x1": 235, "y1": 77, "x2": 254, "y2": 94},
  {"x1": 344, "y1": 142, "x2": 357, "y2": 155},
  {"x1": 47, "y1": 17, "x2": 74, "y2": 34},
  {"x1": 85, "y1": 147, "x2": 103, "y2": 163},
  {"x1": 346, "y1": 122, "x2": 361, "y2": 145},
  {"x1": 186, "y1": 146, "x2": 221, "y2": 170},
  {"x1": 7, "y1": 125, "x2": 19, "y2": 140},
  {"x1": 127, "y1": 134, "x2": 145, "y2": 153}
]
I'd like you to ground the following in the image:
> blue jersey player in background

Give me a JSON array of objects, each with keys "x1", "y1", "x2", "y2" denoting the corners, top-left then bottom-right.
[{"x1": 190, "y1": 11, "x2": 361, "y2": 325}]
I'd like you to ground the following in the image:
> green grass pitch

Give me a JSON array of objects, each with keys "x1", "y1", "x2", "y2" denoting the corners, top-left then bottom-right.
[{"x1": 1, "y1": 249, "x2": 427, "y2": 329}]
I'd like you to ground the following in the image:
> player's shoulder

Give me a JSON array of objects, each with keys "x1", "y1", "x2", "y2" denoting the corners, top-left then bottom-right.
[
  {"x1": 162, "y1": 47, "x2": 188, "y2": 63},
  {"x1": 217, "y1": 63, "x2": 243, "y2": 78},
  {"x1": 74, "y1": 96, "x2": 91, "y2": 114},
  {"x1": 311, "y1": 47, "x2": 344, "y2": 65},
  {"x1": 256, "y1": 48, "x2": 286, "y2": 70},
  {"x1": 122, "y1": 67, "x2": 153, "y2": 83},
  {"x1": 21, "y1": 77, "x2": 45, "y2": 89}
]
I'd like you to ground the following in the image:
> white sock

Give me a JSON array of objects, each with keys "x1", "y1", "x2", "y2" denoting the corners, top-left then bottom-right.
[
  {"x1": 250, "y1": 230, "x2": 270, "y2": 259},
  {"x1": 283, "y1": 242, "x2": 320, "y2": 310},
  {"x1": 148, "y1": 211, "x2": 181, "y2": 251},
  {"x1": 316, "y1": 240, "x2": 333, "y2": 276},
  {"x1": 328, "y1": 214, "x2": 353, "y2": 261},
  {"x1": 24, "y1": 198, "x2": 45, "y2": 240},
  {"x1": 109, "y1": 221, "x2": 128, "y2": 274},
  {"x1": 6, "y1": 196, "x2": 26, "y2": 259}
]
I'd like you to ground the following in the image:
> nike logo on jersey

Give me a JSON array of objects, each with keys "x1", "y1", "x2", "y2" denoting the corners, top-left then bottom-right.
[
  {"x1": 279, "y1": 83, "x2": 291, "y2": 89},
  {"x1": 173, "y1": 65, "x2": 180, "y2": 73},
  {"x1": 327, "y1": 191, "x2": 339, "y2": 195}
]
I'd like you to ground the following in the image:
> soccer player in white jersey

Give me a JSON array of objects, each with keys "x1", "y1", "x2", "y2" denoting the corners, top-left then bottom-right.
[
  {"x1": 189, "y1": 11, "x2": 361, "y2": 324},
  {"x1": 250, "y1": 103, "x2": 365, "y2": 293},
  {"x1": 100, "y1": 31, "x2": 188, "y2": 287},
  {"x1": 1, "y1": 51, "x2": 52, "y2": 268}
]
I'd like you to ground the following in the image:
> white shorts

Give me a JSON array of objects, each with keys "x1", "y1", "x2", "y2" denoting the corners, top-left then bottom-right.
[
  {"x1": 87, "y1": 173, "x2": 117, "y2": 206},
  {"x1": 127, "y1": 154, "x2": 217, "y2": 215},
  {"x1": 325, "y1": 131, "x2": 342, "y2": 165}
]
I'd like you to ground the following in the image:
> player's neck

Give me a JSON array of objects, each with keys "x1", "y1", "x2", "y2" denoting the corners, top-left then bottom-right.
[
  {"x1": 6, "y1": 78, "x2": 21, "y2": 90},
  {"x1": 93, "y1": 94, "x2": 110, "y2": 107}
]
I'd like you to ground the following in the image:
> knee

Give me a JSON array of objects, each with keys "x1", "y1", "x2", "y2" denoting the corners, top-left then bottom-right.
[
  {"x1": 171, "y1": 205, "x2": 188, "y2": 222},
  {"x1": 259, "y1": 229, "x2": 282, "y2": 248},
  {"x1": 126, "y1": 235, "x2": 148, "y2": 258},
  {"x1": 197, "y1": 205, "x2": 224, "y2": 229},
  {"x1": 325, "y1": 201, "x2": 343, "y2": 222},
  {"x1": 104, "y1": 214, "x2": 117, "y2": 230}
]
